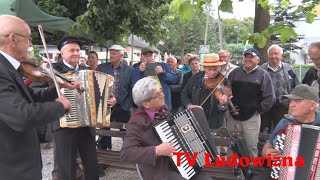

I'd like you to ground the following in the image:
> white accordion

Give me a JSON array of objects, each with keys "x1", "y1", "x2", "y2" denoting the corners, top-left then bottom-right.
[{"x1": 60, "y1": 70, "x2": 114, "y2": 128}]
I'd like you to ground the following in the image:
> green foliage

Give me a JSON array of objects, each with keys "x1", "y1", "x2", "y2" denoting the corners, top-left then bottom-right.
[
  {"x1": 225, "y1": 43, "x2": 245, "y2": 65},
  {"x1": 35, "y1": 0, "x2": 171, "y2": 45},
  {"x1": 222, "y1": 18, "x2": 254, "y2": 44},
  {"x1": 179, "y1": 2, "x2": 194, "y2": 20},
  {"x1": 244, "y1": 0, "x2": 320, "y2": 48},
  {"x1": 158, "y1": 11, "x2": 253, "y2": 57},
  {"x1": 170, "y1": 0, "x2": 209, "y2": 21},
  {"x1": 31, "y1": 45, "x2": 42, "y2": 63},
  {"x1": 219, "y1": 0, "x2": 233, "y2": 13}
]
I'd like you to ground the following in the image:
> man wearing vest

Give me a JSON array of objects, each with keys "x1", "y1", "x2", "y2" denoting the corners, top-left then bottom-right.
[{"x1": 260, "y1": 44, "x2": 300, "y2": 133}]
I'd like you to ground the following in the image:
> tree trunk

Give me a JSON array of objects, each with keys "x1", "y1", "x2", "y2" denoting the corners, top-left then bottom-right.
[{"x1": 254, "y1": 0, "x2": 270, "y2": 64}]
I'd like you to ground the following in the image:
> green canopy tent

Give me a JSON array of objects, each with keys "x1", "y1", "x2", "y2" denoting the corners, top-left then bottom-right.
[{"x1": 0, "y1": 0, "x2": 96, "y2": 42}]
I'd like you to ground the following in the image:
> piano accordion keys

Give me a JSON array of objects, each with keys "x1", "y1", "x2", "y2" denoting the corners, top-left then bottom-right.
[{"x1": 153, "y1": 108, "x2": 219, "y2": 179}]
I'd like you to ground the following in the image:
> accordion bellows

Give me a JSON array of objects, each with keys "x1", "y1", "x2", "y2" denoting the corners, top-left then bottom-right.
[
  {"x1": 271, "y1": 124, "x2": 320, "y2": 180},
  {"x1": 60, "y1": 70, "x2": 114, "y2": 128}
]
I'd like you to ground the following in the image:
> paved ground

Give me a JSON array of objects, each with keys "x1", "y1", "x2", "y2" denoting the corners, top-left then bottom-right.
[{"x1": 41, "y1": 137, "x2": 139, "y2": 180}]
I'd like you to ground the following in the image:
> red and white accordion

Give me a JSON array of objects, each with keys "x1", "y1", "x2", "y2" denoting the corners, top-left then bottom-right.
[{"x1": 270, "y1": 124, "x2": 320, "y2": 180}]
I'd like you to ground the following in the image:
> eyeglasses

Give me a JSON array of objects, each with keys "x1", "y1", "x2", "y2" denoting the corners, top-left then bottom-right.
[
  {"x1": 4, "y1": 33, "x2": 32, "y2": 42},
  {"x1": 149, "y1": 91, "x2": 164, "y2": 100}
]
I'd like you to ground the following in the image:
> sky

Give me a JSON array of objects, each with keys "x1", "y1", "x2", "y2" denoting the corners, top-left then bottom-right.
[
  {"x1": 210, "y1": 0, "x2": 256, "y2": 19},
  {"x1": 212, "y1": 0, "x2": 304, "y2": 19}
]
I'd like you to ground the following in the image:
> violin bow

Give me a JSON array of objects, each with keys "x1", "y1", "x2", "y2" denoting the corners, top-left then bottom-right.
[
  {"x1": 38, "y1": 25, "x2": 61, "y2": 97},
  {"x1": 199, "y1": 67, "x2": 231, "y2": 107}
]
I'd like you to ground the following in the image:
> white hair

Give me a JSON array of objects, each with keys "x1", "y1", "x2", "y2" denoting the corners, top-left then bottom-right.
[
  {"x1": 167, "y1": 56, "x2": 177, "y2": 63},
  {"x1": 132, "y1": 77, "x2": 158, "y2": 107},
  {"x1": 267, "y1": 44, "x2": 283, "y2": 55}
]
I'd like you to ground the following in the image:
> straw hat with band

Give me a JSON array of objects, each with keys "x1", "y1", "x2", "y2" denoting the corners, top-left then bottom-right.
[{"x1": 202, "y1": 53, "x2": 226, "y2": 67}]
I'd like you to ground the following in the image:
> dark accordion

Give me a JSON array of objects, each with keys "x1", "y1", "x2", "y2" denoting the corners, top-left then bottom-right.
[
  {"x1": 270, "y1": 124, "x2": 320, "y2": 180},
  {"x1": 153, "y1": 108, "x2": 218, "y2": 180},
  {"x1": 60, "y1": 70, "x2": 114, "y2": 128}
]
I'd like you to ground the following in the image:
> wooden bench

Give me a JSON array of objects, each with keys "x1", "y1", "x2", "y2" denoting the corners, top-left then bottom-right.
[
  {"x1": 95, "y1": 122, "x2": 133, "y2": 170},
  {"x1": 96, "y1": 123, "x2": 269, "y2": 180}
]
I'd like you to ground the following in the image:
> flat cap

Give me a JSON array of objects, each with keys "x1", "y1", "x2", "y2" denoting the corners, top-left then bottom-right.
[
  {"x1": 57, "y1": 36, "x2": 82, "y2": 51},
  {"x1": 141, "y1": 47, "x2": 154, "y2": 55},
  {"x1": 109, "y1": 45, "x2": 125, "y2": 51},
  {"x1": 283, "y1": 84, "x2": 319, "y2": 102}
]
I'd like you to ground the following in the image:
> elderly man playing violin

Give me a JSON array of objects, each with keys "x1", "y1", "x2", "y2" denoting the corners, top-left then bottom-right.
[
  {"x1": 0, "y1": 15, "x2": 80, "y2": 180},
  {"x1": 181, "y1": 53, "x2": 230, "y2": 129}
]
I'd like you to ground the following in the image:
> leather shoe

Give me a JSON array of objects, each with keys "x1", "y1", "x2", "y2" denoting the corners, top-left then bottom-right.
[{"x1": 52, "y1": 176, "x2": 60, "y2": 180}]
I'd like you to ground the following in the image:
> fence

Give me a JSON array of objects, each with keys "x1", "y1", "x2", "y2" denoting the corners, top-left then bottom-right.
[{"x1": 292, "y1": 66, "x2": 312, "y2": 82}]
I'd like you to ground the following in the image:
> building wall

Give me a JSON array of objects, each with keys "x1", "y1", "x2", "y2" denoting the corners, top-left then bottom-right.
[{"x1": 290, "y1": 17, "x2": 320, "y2": 64}]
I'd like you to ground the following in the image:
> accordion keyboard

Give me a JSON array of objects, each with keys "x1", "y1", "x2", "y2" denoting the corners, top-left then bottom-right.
[
  {"x1": 154, "y1": 109, "x2": 218, "y2": 180},
  {"x1": 155, "y1": 120, "x2": 196, "y2": 179},
  {"x1": 64, "y1": 89, "x2": 78, "y2": 121}
]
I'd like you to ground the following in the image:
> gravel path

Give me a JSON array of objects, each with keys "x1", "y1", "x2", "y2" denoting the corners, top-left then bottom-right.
[{"x1": 41, "y1": 137, "x2": 139, "y2": 180}]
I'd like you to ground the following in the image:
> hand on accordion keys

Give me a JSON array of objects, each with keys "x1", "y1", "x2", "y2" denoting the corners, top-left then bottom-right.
[
  {"x1": 155, "y1": 142, "x2": 176, "y2": 157},
  {"x1": 262, "y1": 143, "x2": 281, "y2": 160},
  {"x1": 55, "y1": 96, "x2": 71, "y2": 113}
]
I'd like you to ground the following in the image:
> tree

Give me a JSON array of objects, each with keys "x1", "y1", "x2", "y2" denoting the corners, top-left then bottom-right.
[
  {"x1": 158, "y1": 12, "x2": 207, "y2": 57},
  {"x1": 253, "y1": 0, "x2": 270, "y2": 63},
  {"x1": 173, "y1": 0, "x2": 320, "y2": 61},
  {"x1": 221, "y1": 18, "x2": 254, "y2": 44},
  {"x1": 34, "y1": 0, "x2": 172, "y2": 45},
  {"x1": 270, "y1": 0, "x2": 303, "y2": 64}
]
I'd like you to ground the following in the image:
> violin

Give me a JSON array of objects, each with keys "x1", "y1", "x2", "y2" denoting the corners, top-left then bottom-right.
[
  {"x1": 203, "y1": 73, "x2": 240, "y2": 116},
  {"x1": 20, "y1": 57, "x2": 72, "y2": 84}
]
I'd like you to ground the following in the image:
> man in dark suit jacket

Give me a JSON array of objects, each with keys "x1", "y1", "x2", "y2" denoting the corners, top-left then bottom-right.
[
  {"x1": 97, "y1": 44, "x2": 134, "y2": 149},
  {"x1": 51, "y1": 36, "x2": 99, "y2": 180},
  {"x1": 0, "y1": 15, "x2": 77, "y2": 180}
]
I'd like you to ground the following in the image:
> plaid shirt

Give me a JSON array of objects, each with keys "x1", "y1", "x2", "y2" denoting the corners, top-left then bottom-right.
[{"x1": 113, "y1": 64, "x2": 121, "y2": 99}]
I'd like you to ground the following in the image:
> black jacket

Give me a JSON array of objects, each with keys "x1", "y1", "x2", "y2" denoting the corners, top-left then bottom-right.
[
  {"x1": 0, "y1": 54, "x2": 65, "y2": 180},
  {"x1": 228, "y1": 66, "x2": 275, "y2": 121},
  {"x1": 302, "y1": 67, "x2": 320, "y2": 97},
  {"x1": 181, "y1": 71, "x2": 229, "y2": 128}
]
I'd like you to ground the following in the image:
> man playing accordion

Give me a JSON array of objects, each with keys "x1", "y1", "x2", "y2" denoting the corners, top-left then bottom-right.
[{"x1": 251, "y1": 84, "x2": 320, "y2": 179}]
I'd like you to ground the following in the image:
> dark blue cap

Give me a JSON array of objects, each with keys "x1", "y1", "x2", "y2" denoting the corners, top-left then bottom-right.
[
  {"x1": 57, "y1": 36, "x2": 82, "y2": 51},
  {"x1": 243, "y1": 48, "x2": 260, "y2": 58}
]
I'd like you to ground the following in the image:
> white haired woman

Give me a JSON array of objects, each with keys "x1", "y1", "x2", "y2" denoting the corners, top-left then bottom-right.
[{"x1": 120, "y1": 77, "x2": 212, "y2": 180}]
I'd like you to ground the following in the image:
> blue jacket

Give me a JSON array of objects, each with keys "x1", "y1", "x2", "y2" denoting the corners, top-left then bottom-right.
[
  {"x1": 269, "y1": 111, "x2": 320, "y2": 145},
  {"x1": 98, "y1": 62, "x2": 134, "y2": 111},
  {"x1": 132, "y1": 62, "x2": 178, "y2": 110}
]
